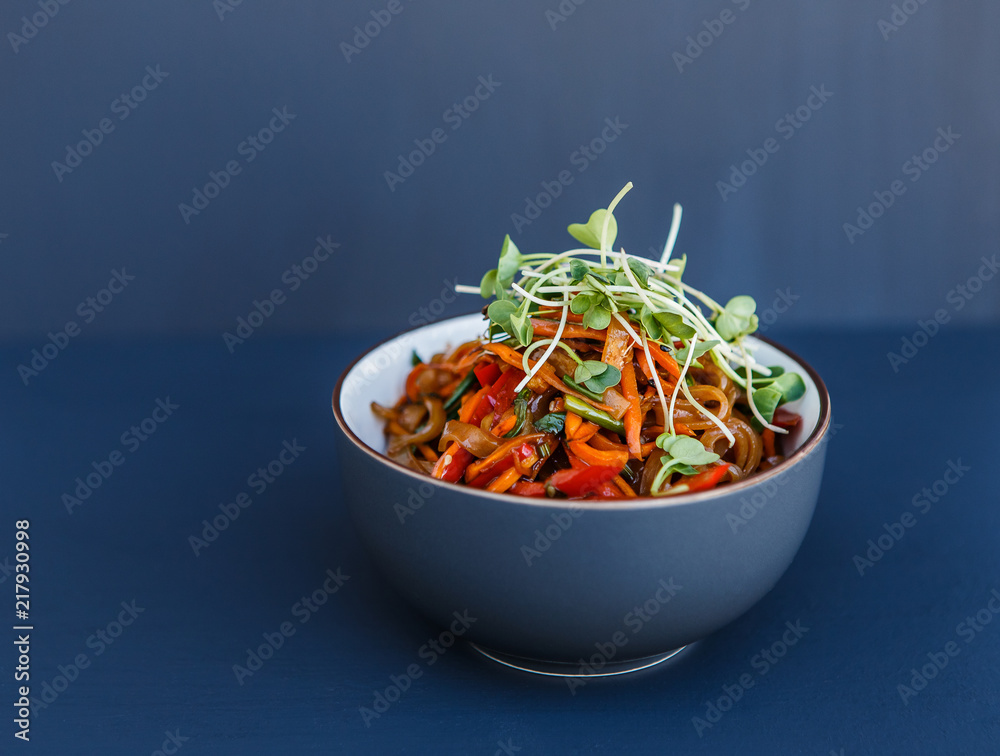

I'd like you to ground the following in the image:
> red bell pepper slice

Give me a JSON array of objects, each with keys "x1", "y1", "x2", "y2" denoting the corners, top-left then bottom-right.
[
  {"x1": 473, "y1": 362, "x2": 502, "y2": 388},
  {"x1": 509, "y1": 480, "x2": 547, "y2": 497},
  {"x1": 546, "y1": 465, "x2": 621, "y2": 497}
]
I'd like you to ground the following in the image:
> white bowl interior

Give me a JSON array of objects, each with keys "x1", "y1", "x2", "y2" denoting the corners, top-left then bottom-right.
[{"x1": 339, "y1": 313, "x2": 821, "y2": 456}]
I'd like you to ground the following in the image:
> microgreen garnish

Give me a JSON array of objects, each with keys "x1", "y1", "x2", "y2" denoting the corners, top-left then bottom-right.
[
  {"x1": 568, "y1": 209, "x2": 617, "y2": 250},
  {"x1": 411, "y1": 350, "x2": 422, "y2": 366},
  {"x1": 650, "y1": 434, "x2": 721, "y2": 494},
  {"x1": 573, "y1": 360, "x2": 621, "y2": 394},
  {"x1": 452, "y1": 182, "x2": 807, "y2": 441}
]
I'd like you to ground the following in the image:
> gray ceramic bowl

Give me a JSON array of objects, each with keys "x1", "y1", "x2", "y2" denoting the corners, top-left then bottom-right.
[{"x1": 333, "y1": 313, "x2": 831, "y2": 673}]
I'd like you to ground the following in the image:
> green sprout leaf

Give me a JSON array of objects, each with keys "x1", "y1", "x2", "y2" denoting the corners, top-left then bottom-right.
[
  {"x1": 715, "y1": 295, "x2": 759, "y2": 341},
  {"x1": 568, "y1": 209, "x2": 617, "y2": 250},
  {"x1": 569, "y1": 259, "x2": 589, "y2": 283},
  {"x1": 570, "y1": 291, "x2": 597, "y2": 314},
  {"x1": 582, "y1": 302, "x2": 612, "y2": 330},
  {"x1": 639, "y1": 306, "x2": 663, "y2": 341},
  {"x1": 627, "y1": 257, "x2": 652, "y2": 287},
  {"x1": 410, "y1": 350, "x2": 422, "y2": 366},
  {"x1": 771, "y1": 372, "x2": 806, "y2": 403},
  {"x1": 674, "y1": 340, "x2": 719, "y2": 364},
  {"x1": 497, "y1": 235, "x2": 522, "y2": 288},
  {"x1": 654, "y1": 311, "x2": 696, "y2": 340},
  {"x1": 508, "y1": 305, "x2": 534, "y2": 347},
  {"x1": 479, "y1": 269, "x2": 498, "y2": 299},
  {"x1": 750, "y1": 385, "x2": 782, "y2": 424},
  {"x1": 650, "y1": 434, "x2": 721, "y2": 494},
  {"x1": 487, "y1": 299, "x2": 518, "y2": 334}
]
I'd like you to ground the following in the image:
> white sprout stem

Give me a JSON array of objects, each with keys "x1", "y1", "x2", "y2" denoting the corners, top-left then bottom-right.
[
  {"x1": 640, "y1": 330, "x2": 670, "y2": 436},
  {"x1": 600, "y1": 181, "x2": 633, "y2": 268},
  {"x1": 510, "y1": 281, "x2": 568, "y2": 308},
  {"x1": 454, "y1": 284, "x2": 484, "y2": 295},
  {"x1": 618, "y1": 245, "x2": 659, "y2": 314},
  {"x1": 660, "y1": 203, "x2": 683, "y2": 265},
  {"x1": 514, "y1": 293, "x2": 570, "y2": 393},
  {"x1": 611, "y1": 311, "x2": 643, "y2": 348},
  {"x1": 737, "y1": 340, "x2": 785, "y2": 434}
]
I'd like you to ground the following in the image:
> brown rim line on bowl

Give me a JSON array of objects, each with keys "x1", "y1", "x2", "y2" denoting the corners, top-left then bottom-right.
[{"x1": 332, "y1": 312, "x2": 831, "y2": 674}]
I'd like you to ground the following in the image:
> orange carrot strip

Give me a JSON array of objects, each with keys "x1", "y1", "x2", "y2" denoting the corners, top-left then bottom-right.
[
  {"x1": 565, "y1": 412, "x2": 583, "y2": 440},
  {"x1": 621, "y1": 351, "x2": 643, "y2": 458},
  {"x1": 487, "y1": 467, "x2": 521, "y2": 493},
  {"x1": 589, "y1": 433, "x2": 627, "y2": 452},
  {"x1": 574, "y1": 422, "x2": 599, "y2": 444},
  {"x1": 417, "y1": 443, "x2": 439, "y2": 463},
  {"x1": 763, "y1": 428, "x2": 776, "y2": 458},
  {"x1": 636, "y1": 349, "x2": 654, "y2": 381},
  {"x1": 530, "y1": 318, "x2": 608, "y2": 341},
  {"x1": 612, "y1": 475, "x2": 637, "y2": 497},
  {"x1": 492, "y1": 412, "x2": 518, "y2": 436},
  {"x1": 459, "y1": 385, "x2": 490, "y2": 424},
  {"x1": 648, "y1": 345, "x2": 681, "y2": 380},
  {"x1": 601, "y1": 318, "x2": 633, "y2": 373},
  {"x1": 567, "y1": 440, "x2": 628, "y2": 470},
  {"x1": 535, "y1": 310, "x2": 585, "y2": 323}
]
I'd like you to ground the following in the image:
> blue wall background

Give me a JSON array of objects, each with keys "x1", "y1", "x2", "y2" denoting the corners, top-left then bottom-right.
[{"x1": 1, "y1": 0, "x2": 997, "y2": 342}]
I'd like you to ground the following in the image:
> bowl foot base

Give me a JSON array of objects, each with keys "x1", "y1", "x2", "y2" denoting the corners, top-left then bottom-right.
[{"x1": 469, "y1": 642, "x2": 688, "y2": 678}]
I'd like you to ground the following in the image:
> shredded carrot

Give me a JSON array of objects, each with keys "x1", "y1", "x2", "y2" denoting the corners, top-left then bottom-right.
[
  {"x1": 530, "y1": 318, "x2": 608, "y2": 341},
  {"x1": 621, "y1": 351, "x2": 643, "y2": 458},
  {"x1": 574, "y1": 422, "x2": 599, "y2": 444},
  {"x1": 487, "y1": 467, "x2": 521, "y2": 493},
  {"x1": 564, "y1": 412, "x2": 583, "y2": 440},
  {"x1": 612, "y1": 475, "x2": 637, "y2": 497},
  {"x1": 636, "y1": 349, "x2": 654, "y2": 381},
  {"x1": 459, "y1": 385, "x2": 490, "y2": 424},
  {"x1": 567, "y1": 440, "x2": 628, "y2": 470},
  {"x1": 492, "y1": 412, "x2": 518, "y2": 436},
  {"x1": 601, "y1": 318, "x2": 633, "y2": 373},
  {"x1": 648, "y1": 345, "x2": 681, "y2": 379},
  {"x1": 535, "y1": 310, "x2": 585, "y2": 323},
  {"x1": 763, "y1": 428, "x2": 776, "y2": 458},
  {"x1": 417, "y1": 443, "x2": 439, "y2": 463}
]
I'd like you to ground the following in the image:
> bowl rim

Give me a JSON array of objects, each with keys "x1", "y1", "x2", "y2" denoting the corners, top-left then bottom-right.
[{"x1": 332, "y1": 312, "x2": 831, "y2": 511}]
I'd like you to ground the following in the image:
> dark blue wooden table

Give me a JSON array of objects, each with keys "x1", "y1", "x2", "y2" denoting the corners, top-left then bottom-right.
[{"x1": 2, "y1": 328, "x2": 998, "y2": 754}]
